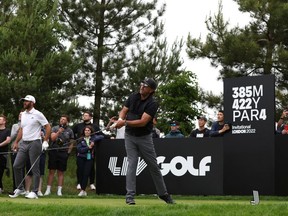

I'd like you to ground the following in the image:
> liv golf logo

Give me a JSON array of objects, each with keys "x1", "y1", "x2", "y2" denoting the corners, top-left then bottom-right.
[{"x1": 108, "y1": 156, "x2": 211, "y2": 177}]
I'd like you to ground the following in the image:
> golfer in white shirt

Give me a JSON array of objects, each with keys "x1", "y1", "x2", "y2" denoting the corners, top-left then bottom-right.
[{"x1": 9, "y1": 95, "x2": 51, "y2": 199}]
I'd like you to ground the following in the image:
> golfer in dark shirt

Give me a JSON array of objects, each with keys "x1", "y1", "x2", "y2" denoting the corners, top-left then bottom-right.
[{"x1": 115, "y1": 78, "x2": 174, "y2": 205}]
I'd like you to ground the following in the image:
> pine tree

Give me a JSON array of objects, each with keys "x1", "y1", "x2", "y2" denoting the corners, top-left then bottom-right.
[
  {"x1": 60, "y1": 0, "x2": 188, "y2": 125},
  {"x1": 186, "y1": 0, "x2": 288, "y2": 116},
  {"x1": 0, "y1": 0, "x2": 82, "y2": 125}
]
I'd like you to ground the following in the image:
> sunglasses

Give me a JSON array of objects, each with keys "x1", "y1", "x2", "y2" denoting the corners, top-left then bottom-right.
[{"x1": 170, "y1": 123, "x2": 177, "y2": 126}]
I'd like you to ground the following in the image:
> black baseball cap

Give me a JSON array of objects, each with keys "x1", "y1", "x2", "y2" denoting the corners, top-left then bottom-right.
[
  {"x1": 170, "y1": 120, "x2": 180, "y2": 126},
  {"x1": 197, "y1": 116, "x2": 207, "y2": 121},
  {"x1": 141, "y1": 78, "x2": 157, "y2": 90}
]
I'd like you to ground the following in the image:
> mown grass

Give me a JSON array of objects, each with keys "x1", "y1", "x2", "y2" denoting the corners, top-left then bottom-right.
[
  {"x1": 2, "y1": 150, "x2": 288, "y2": 215},
  {"x1": 3, "y1": 149, "x2": 82, "y2": 195},
  {"x1": 1, "y1": 195, "x2": 288, "y2": 216}
]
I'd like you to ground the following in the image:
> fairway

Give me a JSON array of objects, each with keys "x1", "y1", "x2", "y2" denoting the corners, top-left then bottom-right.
[
  {"x1": 0, "y1": 196, "x2": 255, "y2": 206},
  {"x1": 1, "y1": 195, "x2": 288, "y2": 216}
]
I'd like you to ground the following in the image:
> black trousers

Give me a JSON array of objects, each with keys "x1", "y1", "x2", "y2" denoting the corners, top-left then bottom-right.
[{"x1": 77, "y1": 157, "x2": 93, "y2": 190}]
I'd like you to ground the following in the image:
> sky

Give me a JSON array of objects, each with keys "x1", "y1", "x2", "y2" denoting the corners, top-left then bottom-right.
[
  {"x1": 78, "y1": 0, "x2": 252, "y2": 114},
  {"x1": 162, "y1": 0, "x2": 251, "y2": 95}
]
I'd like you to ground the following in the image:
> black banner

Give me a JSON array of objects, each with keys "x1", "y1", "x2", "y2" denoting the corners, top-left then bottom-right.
[
  {"x1": 95, "y1": 75, "x2": 279, "y2": 195},
  {"x1": 96, "y1": 138, "x2": 223, "y2": 195}
]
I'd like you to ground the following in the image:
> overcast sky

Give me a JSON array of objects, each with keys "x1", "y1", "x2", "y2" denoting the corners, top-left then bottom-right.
[
  {"x1": 162, "y1": 0, "x2": 251, "y2": 95},
  {"x1": 79, "y1": 0, "x2": 252, "y2": 112}
]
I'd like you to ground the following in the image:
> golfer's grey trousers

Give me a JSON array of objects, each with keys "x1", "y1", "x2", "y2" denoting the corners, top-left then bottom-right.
[
  {"x1": 125, "y1": 133, "x2": 167, "y2": 198},
  {"x1": 13, "y1": 139, "x2": 42, "y2": 192}
]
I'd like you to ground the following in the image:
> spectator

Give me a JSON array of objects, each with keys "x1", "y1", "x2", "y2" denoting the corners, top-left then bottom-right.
[
  {"x1": 276, "y1": 107, "x2": 288, "y2": 133},
  {"x1": 210, "y1": 110, "x2": 231, "y2": 137},
  {"x1": 165, "y1": 120, "x2": 184, "y2": 138},
  {"x1": 44, "y1": 115, "x2": 74, "y2": 196},
  {"x1": 115, "y1": 126, "x2": 125, "y2": 139},
  {"x1": 10, "y1": 111, "x2": 23, "y2": 191},
  {"x1": 0, "y1": 114, "x2": 11, "y2": 194},
  {"x1": 77, "y1": 125, "x2": 104, "y2": 196},
  {"x1": 152, "y1": 117, "x2": 161, "y2": 138},
  {"x1": 190, "y1": 116, "x2": 210, "y2": 138},
  {"x1": 73, "y1": 111, "x2": 101, "y2": 191}
]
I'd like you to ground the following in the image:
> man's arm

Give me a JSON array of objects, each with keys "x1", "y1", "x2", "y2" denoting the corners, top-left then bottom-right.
[
  {"x1": 0, "y1": 136, "x2": 11, "y2": 147},
  {"x1": 126, "y1": 113, "x2": 152, "y2": 127},
  {"x1": 210, "y1": 122, "x2": 230, "y2": 137},
  {"x1": 112, "y1": 106, "x2": 128, "y2": 129},
  {"x1": 10, "y1": 125, "x2": 19, "y2": 141},
  {"x1": 116, "y1": 105, "x2": 152, "y2": 128},
  {"x1": 68, "y1": 139, "x2": 74, "y2": 154},
  {"x1": 118, "y1": 106, "x2": 129, "y2": 120},
  {"x1": 43, "y1": 123, "x2": 51, "y2": 141},
  {"x1": 209, "y1": 122, "x2": 220, "y2": 137},
  {"x1": 50, "y1": 127, "x2": 64, "y2": 142}
]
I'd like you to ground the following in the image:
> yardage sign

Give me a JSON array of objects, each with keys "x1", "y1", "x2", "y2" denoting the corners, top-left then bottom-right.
[{"x1": 224, "y1": 75, "x2": 275, "y2": 135}]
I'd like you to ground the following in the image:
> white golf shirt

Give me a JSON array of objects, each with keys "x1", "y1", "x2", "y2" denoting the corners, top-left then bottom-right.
[{"x1": 21, "y1": 108, "x2": 49, "y2": 141}]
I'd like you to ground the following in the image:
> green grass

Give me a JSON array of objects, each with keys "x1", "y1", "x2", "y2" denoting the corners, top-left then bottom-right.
[
  {"x1": 3, "y1": 149, "x2": 81, "y2": 195},
  {"x1": 2, "y1": 151, "x2": 288, "y2": 215},
  {"x1": 1, "y1": 195, "x2": 288, "y2": 215}
]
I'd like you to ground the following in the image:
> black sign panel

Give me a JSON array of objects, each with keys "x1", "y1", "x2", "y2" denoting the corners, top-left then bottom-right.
[
  {"x1": 223, "y1": 75, "x2": 275, "y2": 195},
  {"x1": 275, "y1": 135, "x2": 288, "y2": 195},
  {"x1": 224, "y1": 75, "x2": 275, "y2": 136},
  {"x1": 96, "y1": 138, "x2": 223, "y2": 195}
]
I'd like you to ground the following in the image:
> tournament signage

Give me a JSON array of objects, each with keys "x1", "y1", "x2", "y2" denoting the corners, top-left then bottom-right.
[
  {"x1": 96, "y1": 138, "x2": 223, "y2": 195},
  {"x1": 223, "y1": 75, "x2": 275, "y2": 195},
  {"x1": 95, "y1": 75, "x2": 288, "y2": 195},
  {"x1": 224, "y1": 75, "x2": 275, "y2": 136}
]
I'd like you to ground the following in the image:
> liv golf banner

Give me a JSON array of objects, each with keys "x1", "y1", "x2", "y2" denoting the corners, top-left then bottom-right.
[{"x1": 223, "y1": 75, "x2": 275, "y2": 195}]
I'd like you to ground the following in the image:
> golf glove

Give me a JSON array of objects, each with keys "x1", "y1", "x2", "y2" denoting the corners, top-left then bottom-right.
[
  {"x1": 109, "y1": 122, "x2": 117, "y2": 129},
  {"x1": 42, "y1": 141, "x2": 49, "y2": 151}
]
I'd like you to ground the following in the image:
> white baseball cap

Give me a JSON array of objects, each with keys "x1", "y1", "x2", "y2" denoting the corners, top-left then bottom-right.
[{"x1": 20, "y1": 95, "x2": 36, "y2": 103}]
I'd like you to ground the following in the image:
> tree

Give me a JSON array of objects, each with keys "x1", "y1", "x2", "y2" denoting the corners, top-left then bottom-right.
[
  {"x1": 60, "y1": 0, "x2": 188, "y2": 125},
  {"x1": 156, "y1": 71, "x2": 200, "y2": 136},
  {"x1": 0, "y1": 0, "x2": 83, "y2": 125},
  {"x1": 99, "y1": 36, "x2": 188, "y2": 127},
  {"x1": 186, "y1": 0, "x2": 288, "y2": 117}
]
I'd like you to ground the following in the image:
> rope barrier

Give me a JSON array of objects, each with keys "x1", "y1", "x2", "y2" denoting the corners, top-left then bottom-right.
[{"x1": 0, "y1": 129, "x2": 104, "y2": 155}]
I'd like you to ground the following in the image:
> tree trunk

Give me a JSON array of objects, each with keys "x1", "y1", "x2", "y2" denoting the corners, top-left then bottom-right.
[{"x1": 93, "y1": 0, "x2": 105, "y2": 126}]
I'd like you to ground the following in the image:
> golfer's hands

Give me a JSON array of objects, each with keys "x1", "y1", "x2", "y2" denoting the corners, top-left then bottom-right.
[
  {"x1": 110, "y1": 118, "x2": 125, "y2": 129},
  {"x1": 42, "y1": 141, "x2": 49, "y2": 151},
  {"x1": 109, "y1": 122, "x2": 117, "y2": 129},
  {"x1": 115, "y1": 119, "x2": 126, "y2": 128}
]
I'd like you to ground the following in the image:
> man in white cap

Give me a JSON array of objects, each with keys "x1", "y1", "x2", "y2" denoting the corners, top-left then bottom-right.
[{"x1": 9, "y1": 95, "x2": 51, "y2": 199}]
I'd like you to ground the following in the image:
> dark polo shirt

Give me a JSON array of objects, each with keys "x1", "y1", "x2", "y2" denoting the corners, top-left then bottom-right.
[{"x1": 125, "y1": 92, "x2": 158, "y2": 137}]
